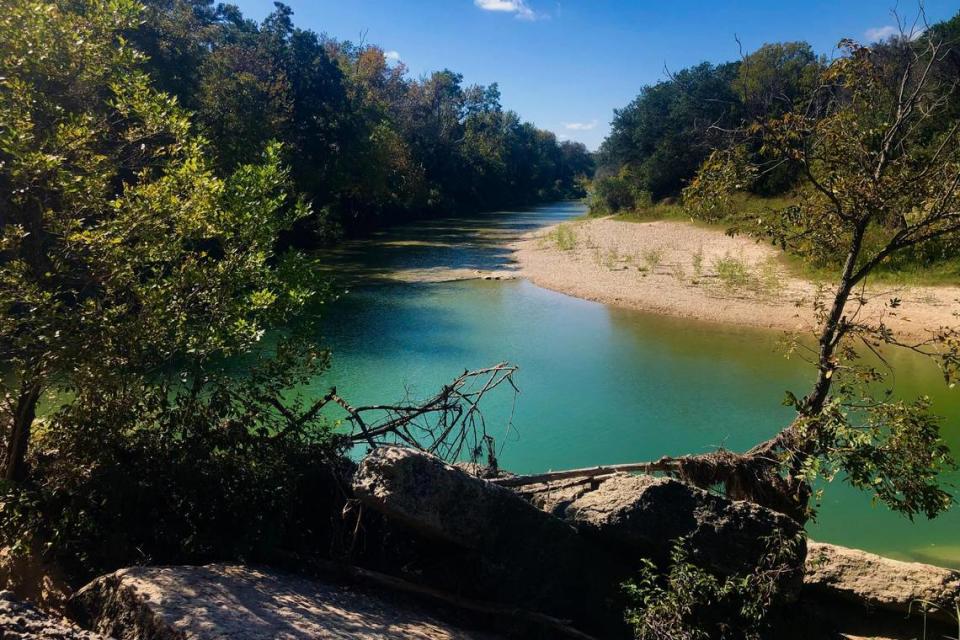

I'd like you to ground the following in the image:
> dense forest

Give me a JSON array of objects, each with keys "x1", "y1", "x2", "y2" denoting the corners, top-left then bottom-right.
[
  {"x1": 131, "y1": 0, "x2": 594, "y2": 239},
  {"x1": 591, "y1": 12, "x2": 960, "y2": 213}
]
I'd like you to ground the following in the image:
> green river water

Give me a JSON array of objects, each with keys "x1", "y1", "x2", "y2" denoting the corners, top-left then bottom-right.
[{"x1": 310, "y1": 201, "x2": 960, "y2": 568}]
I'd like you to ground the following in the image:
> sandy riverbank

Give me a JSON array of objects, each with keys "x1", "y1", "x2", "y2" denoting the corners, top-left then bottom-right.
[{"x1": 512, "y1": 217, "x2": 960, "y2": 340}]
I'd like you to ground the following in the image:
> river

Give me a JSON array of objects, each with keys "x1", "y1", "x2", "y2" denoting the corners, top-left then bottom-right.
[{"x1": 309, "y1": 201, "x2": 960, "y2": 568}]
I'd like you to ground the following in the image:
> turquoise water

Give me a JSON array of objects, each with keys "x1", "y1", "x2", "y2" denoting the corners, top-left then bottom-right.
[{"x1": 310, "y1": 202, "x2": 960, "y2": 568}]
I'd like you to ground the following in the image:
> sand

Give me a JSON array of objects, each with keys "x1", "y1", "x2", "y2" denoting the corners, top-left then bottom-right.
[{"x1": 512, "y1": 217, "x2": 960, "y2": 340}]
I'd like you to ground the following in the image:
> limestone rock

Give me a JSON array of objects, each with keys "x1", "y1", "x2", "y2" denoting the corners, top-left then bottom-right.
[
  {"x1": 352, "y1": 447, "x2": 601, "y2": 558},
  {"x1": 0, "y1": 591, "x2": 109, "y2": 640},
  {"x1": 561, "y1": 474, "x2": 805, "y2": 581},
  {"x1": 515, "y1": 479, "x2": 594, "y2": 517},
  {"x1": 805, "y1": 542, "x2": 960, "y2": 623},
  {"x1": 70, "y1": 564, "x2": 495, "y2": 640},
  {"x1": 351, "y1": 447, "x2": 624, "y2": 634}
]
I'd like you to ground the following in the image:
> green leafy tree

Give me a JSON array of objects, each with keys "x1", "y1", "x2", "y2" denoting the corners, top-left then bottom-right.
[
  {"x1": 681, "y1": 33, "x2": 960, "y2": 521},
  {"x1": 732, "y1": 42, "x2": 821, "y2": 118},
  {"x1": 0, "y1": 0, "x2": 318, "y2": 481},
  {"x1": 596, "y1": 62, "x2": 741, "y2": 200}
]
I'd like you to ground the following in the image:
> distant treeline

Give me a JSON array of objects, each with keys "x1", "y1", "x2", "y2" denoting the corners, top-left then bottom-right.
[
  {"x1": 131, "y1": 1, "x2": 595, "y2": 240},
  {"x1": 592, "y1": 12, "x2": 960, "y2": 213}
]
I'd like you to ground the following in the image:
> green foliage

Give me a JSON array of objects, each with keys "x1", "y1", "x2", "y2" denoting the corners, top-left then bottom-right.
[
  {"x1": 712, "y1": 254, "x2": 750, "y2": 290},
  {"x1": 128, "y1": 1, "x2": 594, "y2": 236},
  {"x1": 691, "y1": 247, "x2": 705, "y2": 278},
  {"x1": 596, "y1": 62, "x2": 742, "y2": 201},
  {"x1": 793, "y1": 397, "x2": 955, "y2": 521},
  {"x1": 687, "y1": 29, "x2": 960, "y2": 522},
  {"x1": 590, "y1": 168, "x2": 654, "y2": 215},
  {"x1": 682, "y1": 147, "x2": 759, "y2": 221},
  {"x1": 551, "y1": 224, "x2": 578, "y2": 251},
  {"x1": 0, "y1": 0, "x2": 346, "y2": 576},
  {"x1": 641, "y1": 248, "x2": 665, "y2": 271},
  {"x1": 623, "y1": 536, "x2": 803, "y2": 640},
  {"x1": 0, "y1": 357, "x2": 349, "y2": 578},
  {"x1": 732, "y1": 42, "x2": 821, "y2": 118},
  {"x1": 592, "y1": 13, "x2": 958, "y2": 211}
]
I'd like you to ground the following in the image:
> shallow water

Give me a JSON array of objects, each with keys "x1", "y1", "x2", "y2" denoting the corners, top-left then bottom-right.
[{"x1": 310, "y1": 201, "x2": 960, "y2": 567}]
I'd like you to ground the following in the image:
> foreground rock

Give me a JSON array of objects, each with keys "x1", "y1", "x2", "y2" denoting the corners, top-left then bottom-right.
[
  {"x1": 525, "y1": 473, "x2": 805, "y2": 587},
  {"x1": 70, "y1": 564, "x2": 496, "y2": 640},
  {"x1": 805, "y1": 542, "x2": 960, "y2": 624},
  {"x1": 0, "y1": 591, "x2": 108, "y2": 640},
  {"x1": 352, "y1": 447, "x2": 624, "y2": 635}
]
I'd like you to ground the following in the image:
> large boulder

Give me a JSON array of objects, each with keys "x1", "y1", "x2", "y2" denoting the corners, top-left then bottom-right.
[
  {"x1": 805, "y1": 542, "x2": 960, "y2": 624},
  {"x1": 69, "y1": 564, "x2": 496, "y2": 640},
  {"x1": 0, "y1": 590, "x2": 109, "y2": 640},
  {"x1": 351, "y1": 447, "x2": 625, "y2": 635},
  {"x1": 554, "y1": 474, "x2": 805, "y2": 586}
]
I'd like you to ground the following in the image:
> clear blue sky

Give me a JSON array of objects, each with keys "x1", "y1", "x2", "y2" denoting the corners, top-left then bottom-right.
[{"x1": 231, "y1": 0, "x2": 959, "y2": 150}]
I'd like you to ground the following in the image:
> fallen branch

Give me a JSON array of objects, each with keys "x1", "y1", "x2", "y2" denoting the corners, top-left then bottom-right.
[{"x1": 491, "y1": 457, "x2": 680, "y2": 487}]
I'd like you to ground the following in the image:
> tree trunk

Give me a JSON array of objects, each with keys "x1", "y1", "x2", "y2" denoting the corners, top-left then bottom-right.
[
  {"x1": 800, "y1": 222, "x2": 868, "y2": 417},
  {"x1": 3, "y1": 382, "x2": 41, "y2": 482}
]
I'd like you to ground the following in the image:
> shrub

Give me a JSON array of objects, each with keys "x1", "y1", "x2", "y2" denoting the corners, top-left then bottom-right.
[
  {"x1": 552, "y1": 224, "x2": 578, "y2": 251},
  {"x1": 713, "y1": 254, "x2": 750, "y2": 290},
  {"x1": 623, "y1": 536, "x2": 803, "y2": 640},
  {"x1": 0, "y1": 347, "x2": 351, "y2": 583},
  {"x1": 691, "y1": 247, "x2": 705, "y2": 277},
  {"x1": 642, "y1": 248, "x2": 665, "y2": 271}
]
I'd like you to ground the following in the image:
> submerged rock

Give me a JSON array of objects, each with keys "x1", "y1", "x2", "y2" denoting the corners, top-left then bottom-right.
[
  {"x1": 0, "y1": 591, "x2": 108, "y2": 640},
  {"x1": 70, "y1": 564, "x2": 496, "y2": 640},
  {"x1": 805, "y1": 542, "x2": 960, "y2": 623}
]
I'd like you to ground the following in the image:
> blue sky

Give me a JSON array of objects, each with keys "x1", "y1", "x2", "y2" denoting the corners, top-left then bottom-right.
[{"x1": 232, "y1": 0, "x2": 959, "y2": 150}]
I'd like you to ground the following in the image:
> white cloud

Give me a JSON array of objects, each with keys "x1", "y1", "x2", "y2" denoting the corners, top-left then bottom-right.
[
  {"x1": 865, "y1": 25, "x2": 925, "y2": 42},
  {"x1": 474, "y1": 0, "x2": 537, "y2": 20},
  {"x1": 563, "y1": 120, "x2": 598, "y2": 131},
  {"x1": 865, "y1": 25, "x2": 899, "y2": 41},
  {"x1": 384, "y1": 50, "x2": 401, "y2": 61}
]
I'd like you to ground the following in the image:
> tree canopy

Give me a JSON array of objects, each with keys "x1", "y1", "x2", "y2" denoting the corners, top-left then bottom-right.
[{"x1": 128, "y1": 0, "x2": 595, "y2": 237}]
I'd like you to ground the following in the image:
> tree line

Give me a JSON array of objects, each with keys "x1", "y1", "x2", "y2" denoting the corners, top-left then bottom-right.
[
  {"x1": 591, "y1": 12, "x2": 960, "y2": 214},
  {"x1": 132, "y1": 0, "x2": 594, "y2": 240}
]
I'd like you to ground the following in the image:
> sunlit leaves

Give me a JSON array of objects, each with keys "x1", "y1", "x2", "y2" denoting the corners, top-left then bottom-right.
[{"x1": 0, "y1": 0, "x2": 323, "y2": 467}]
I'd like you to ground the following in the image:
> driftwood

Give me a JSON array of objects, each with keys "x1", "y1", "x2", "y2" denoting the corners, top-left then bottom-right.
[
  {"x1": 491, "y1": 458, "x2": 679, "y2": 487},
  {"x1": 276, "y1": 363, "x2": 519, "y2": 466},
  {"x1": 273, "y1": 359, "x2": 805, "y2": 520}
]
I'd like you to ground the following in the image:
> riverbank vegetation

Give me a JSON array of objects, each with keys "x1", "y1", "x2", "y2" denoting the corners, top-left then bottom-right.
[
  {"x1": 131, "y1": 0, "x2": 594, "y2": 239},
  {"x1": 590, "y1": 12, "x2": 960, "y2": 284}
]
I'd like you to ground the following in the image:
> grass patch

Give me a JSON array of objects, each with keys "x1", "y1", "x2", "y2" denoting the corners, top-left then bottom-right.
[
  {"x1": 550, "y1": 223, "x2": 577, "y2": 251},
  {"x1": 713, "y1": 253, "x2": 750, "y2": 290},
  {"x1": 782, "y1": 250, "x2": 960, "y2": 287},
  {"x1": 691, "y1": 246, "x2": 705, "y2": 278},
  {"x1": 641, "y1": 247, "x2": 665, "y2": 271},
  {"x1": 608, "y1": 193, "x2": 797, "y2": 226}
]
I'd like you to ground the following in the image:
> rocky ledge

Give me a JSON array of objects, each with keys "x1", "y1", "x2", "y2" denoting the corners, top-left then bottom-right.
[
  {"x1": 805, "y1": 541, "x2": 960, "y2": 624},
  {"x1": 69, "y1": 564, "x2": 496, "y2": 640}
]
